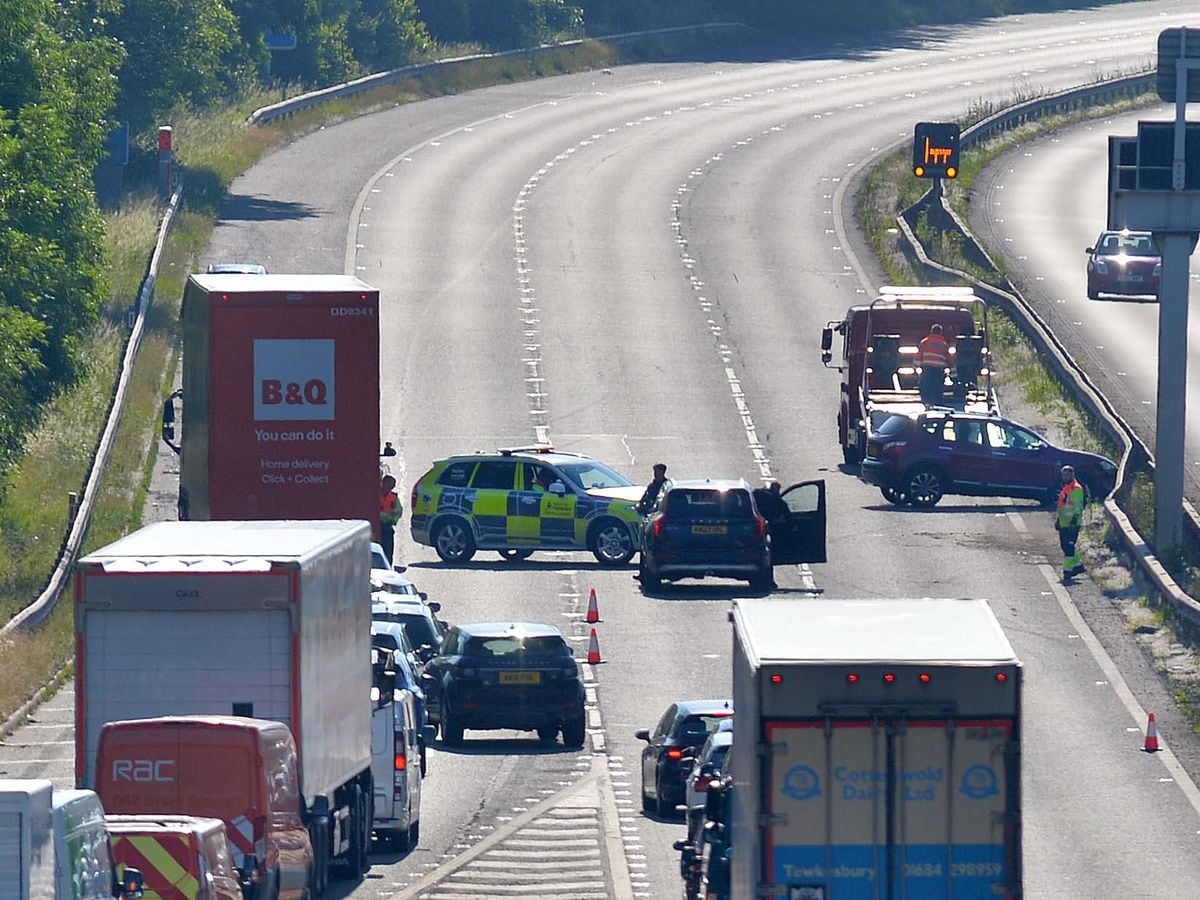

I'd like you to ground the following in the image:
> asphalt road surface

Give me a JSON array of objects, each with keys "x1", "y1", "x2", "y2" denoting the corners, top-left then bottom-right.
[{"x1": 6, "y1": 3, "x2": 1200, "y2": 898}]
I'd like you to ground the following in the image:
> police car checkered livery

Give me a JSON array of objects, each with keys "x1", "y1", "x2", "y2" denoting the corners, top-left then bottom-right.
[{"x1": 410, "y1": 447, "x2": 644, "y2": 564}]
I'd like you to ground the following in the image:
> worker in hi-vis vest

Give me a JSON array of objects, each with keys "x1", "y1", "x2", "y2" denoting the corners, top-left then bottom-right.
[{"x1": 1056, "y1": 464, "x2": 1085, "y2": 584}]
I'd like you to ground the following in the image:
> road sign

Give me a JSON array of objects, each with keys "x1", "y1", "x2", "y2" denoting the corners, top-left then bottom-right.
[
  {"x1": 1157, "y1": 27, "x2": 1200, "y2": 102},
  {"x1": 912, "y1": 122, "x2": 960, "y2": 179},
  {"x1": 1135, "y1": 120, "x2": 1200, "y2": 190},
  {"x1": 264, "y1": 30, "x2": 298, "y2": 51}
]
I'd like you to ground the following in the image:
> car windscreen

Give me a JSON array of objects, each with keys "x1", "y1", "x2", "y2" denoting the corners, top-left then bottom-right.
[
  {"x1": 375, "y1": 611, "x2": 439, "y2": 650},
  {"x1": 678, "y1": 713, "x2": 733, "y2": 741},
  {"x1": 876, "y1": 414, "x2": 912, "y2": 437},
  {"x1": 665, "y1": 489, "x2": 752, "y2": 520},
  {"x1": 464, "y1": 635, "x2": 570, "y2": 661},
  {"x1": 556, "y1": 460, "x2": 632, "y2": 491}
]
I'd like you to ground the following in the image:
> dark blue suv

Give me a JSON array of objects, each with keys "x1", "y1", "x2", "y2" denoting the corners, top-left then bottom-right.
[{"x1": 427, "y1": 622, "x2": 586, "y2": 748}]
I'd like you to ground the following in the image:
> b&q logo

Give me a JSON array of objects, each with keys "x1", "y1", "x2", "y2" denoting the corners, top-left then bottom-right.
[
  {"x1": 254, "y1": 339, "x2": 335, "y2": 422},
  {"x1": 112, "y1": 759, "x2": 175, "y2": 782}
]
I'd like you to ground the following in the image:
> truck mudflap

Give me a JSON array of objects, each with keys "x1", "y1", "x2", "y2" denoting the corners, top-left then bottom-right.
[{"x1": 765, "y1": 718, "x2": 1018, "y2": 900}]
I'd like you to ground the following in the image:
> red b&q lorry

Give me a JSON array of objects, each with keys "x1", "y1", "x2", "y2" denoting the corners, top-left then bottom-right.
[{"x1": 170, "y1": 273, "x2": 381, "y2": 531}]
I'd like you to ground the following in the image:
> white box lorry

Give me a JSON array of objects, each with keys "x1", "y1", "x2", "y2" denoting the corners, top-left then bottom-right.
[
  {"x1": 74, "y1": 520, "x2": 374, "y2": 890},
  {"x1": 0, "y1": 779, "x2": 54, "y2": 900},
  {"x1": 729, "y1": 598, "x2": 1022, "y2": 900}
]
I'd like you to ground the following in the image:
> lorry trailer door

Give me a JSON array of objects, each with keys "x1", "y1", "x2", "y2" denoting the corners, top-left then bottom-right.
[{"x1": 766, "y1": 717, "x2": 1014, "y2": 899}]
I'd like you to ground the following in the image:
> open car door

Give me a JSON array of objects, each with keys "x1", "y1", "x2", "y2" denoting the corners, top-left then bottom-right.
[{"x1": 771, "y1": 480, "x2": 827, "y2": 565}]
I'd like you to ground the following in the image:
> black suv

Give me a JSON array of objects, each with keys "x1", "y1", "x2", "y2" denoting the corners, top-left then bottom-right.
[
  {"x1": 427, "y1": 622, "x2": 586, "y2": 748},
  {"x1": 638, "y1": 478, "x2": 827, "y2": 589}
]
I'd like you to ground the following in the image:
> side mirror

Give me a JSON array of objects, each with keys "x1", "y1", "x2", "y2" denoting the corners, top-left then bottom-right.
[
  {"x1": 672, "y1": 839, "x2": 692, "y2": 853},
  {"x1": 1085, "y1": 246, "x2": 1094, "y2": 254},
  {"x1": 419, "y1": 591, "x2": 429, "y2": 602},
  {"x1": 427, "y1": 601, "x2": 441, "y2": 613},
  {"x1": 820, "y1": 326, "x2": 833, "y2": 352},
  {"x1": 160, "y1": 391, "x2": 181, "y2": 454},
  {"x1": 237, "y1": 857, "x2": 258, "y2": 891},
  {"x1": 118, "y1": 867, "x2": 144, "y2": 899},
  {"x1": 635, "y1": 729, "x2": 651, "y2": 742},
  {"x1": 381, "y1": 441, "x2": 397, "y2": 458},
  {"x1": 549, "y1": 481, "x2": 567, "y2": 495}
]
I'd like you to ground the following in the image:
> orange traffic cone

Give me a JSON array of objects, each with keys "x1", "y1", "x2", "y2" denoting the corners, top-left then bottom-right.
[
  {"x1": 1143, "y1": 711, "x2": 1161, "y2": 753},
  {"x1": 586, "y1": 627, "x2": 603, "y2": 664},
  {"x1": 585, "y1": 588, "x2": 601, "y2": 624}
]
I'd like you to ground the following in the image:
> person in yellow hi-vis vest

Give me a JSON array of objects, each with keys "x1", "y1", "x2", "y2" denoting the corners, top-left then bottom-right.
[{"x1": 1056, "y1": 464, "x2": 1085, "y2": 584}]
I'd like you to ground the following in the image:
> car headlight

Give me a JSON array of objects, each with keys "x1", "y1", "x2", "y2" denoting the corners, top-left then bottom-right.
[{"x1": 1093, "y1": 259, "x2": 1108, "y2": 274}]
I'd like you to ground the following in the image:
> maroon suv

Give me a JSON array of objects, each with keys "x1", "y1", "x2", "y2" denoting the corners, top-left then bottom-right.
[{"x1": 860, "y1": 411, "x2": 1116, "y2": 508}]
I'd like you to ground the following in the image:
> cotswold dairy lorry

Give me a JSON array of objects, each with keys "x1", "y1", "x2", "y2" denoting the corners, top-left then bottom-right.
[
  {"x1": 729, "y1": 598, "x2": 1022, "y2": 900},
  {"x1": 75, "y1": 520, "x2": 373, "y2": 895}
]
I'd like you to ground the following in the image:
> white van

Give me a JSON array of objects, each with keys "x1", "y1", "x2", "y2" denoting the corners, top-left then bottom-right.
[
  {"x1": 52, "y1": 789, "x2": 144, "y2": 900},
  {"x1": 0, "y1": 780, "x2": 142, "y2": 900},
  {"x1": 371, "y1": 649, "x2": 426, "y2": 852}
]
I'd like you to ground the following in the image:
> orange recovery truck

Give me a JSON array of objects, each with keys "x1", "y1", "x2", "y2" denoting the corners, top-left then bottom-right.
[
  {"x1": 105, "y1": 813, "x2": 244, "y2": 900},
  {"x1": 76, "y1": 520, "x2": 373, "y2": 898},
  {"x1": 821, "y1": 286, "x2": 997, "y2": 464},
  {"x1": 165, "y1": 274, "x2": 383, "y2": 533}
]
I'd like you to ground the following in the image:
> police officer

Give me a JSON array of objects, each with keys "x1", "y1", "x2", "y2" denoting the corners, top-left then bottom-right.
[
  {"x1": 1056, "y1": 465, "x2": 1085, "y2": 584},
  {"x1": 917, "y1": 323, "x2": 950, "y2": 407},
  {"x1": 637, "y1": 463, "x2": 668, "y2": 515}
]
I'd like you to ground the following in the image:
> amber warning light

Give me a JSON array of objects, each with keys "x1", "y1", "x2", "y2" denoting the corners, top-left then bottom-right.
[{"x1": 913, "y1": 121, "x2": 961, "y2": 179}]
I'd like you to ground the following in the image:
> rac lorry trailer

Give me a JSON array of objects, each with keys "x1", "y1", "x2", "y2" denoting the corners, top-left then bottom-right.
[
  {"x1": 169, "y1": 273, "x2": 381, "y2": 533},
  {"x1": 729, "y1": 598, "x2": 1022, "y2": 900},
  {"x1": 75, "y1": 520, "x2": 373, "y2": 897},
  {"x1": 821, "y1": 286, "x2": 997, "y2": 465}
]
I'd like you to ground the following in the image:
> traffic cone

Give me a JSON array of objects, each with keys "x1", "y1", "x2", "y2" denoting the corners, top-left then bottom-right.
[
  {"x1": 1143, "y1": 712, "x2": 1161, "y2": 753},
  {"x1": 585, "y1": 588, "x2": 601, "y2": 624},
  {"x1": 587, "y1": 627, "x2": 603, "y2": 664}
]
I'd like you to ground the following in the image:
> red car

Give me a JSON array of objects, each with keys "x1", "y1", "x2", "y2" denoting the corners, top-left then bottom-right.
[
  {"x1": 860, "y1": 410, "x2": 1116, "y2": 507},
  {"x1": 1085, "y1": 230, "x2": 1160, "y2": 300}
]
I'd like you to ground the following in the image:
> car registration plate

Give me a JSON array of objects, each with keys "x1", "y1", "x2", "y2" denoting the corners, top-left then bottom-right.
[
  {"x1": 692, "y1": 524, "x2": 728, "y2": 535},
  {"x1": 500, "y1": 671, "x2": 541, "y2": 685}
]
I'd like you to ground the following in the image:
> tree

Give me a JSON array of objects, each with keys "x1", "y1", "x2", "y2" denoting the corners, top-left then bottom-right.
[{"x1": 108, "y1": 0, "x2": 239, "y2": 134}]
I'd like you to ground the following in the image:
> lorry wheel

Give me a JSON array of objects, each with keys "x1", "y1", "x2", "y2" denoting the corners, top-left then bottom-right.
[
  {"x1": 441, "y1": 709, "x2": 465, "y2": 746},
  {"x1": 391, "y1": 827, "x2": 411, "y2": 853},
  {"x1": 590, "y1": 519, "x2": 636, "y2": 565},
  {"x1": 336, "y1": 786, "x2": 368, "y2": 879},
  {"x1": 433, "y1": 518, "x2": 476, "y2": 563},
  {"x1": 842, "y1": 443, "x2": 862, "y2": 466},
  {"x1": 905, "y1": 466, "x2": 944, "y2": 508},
  {"x1": 563, "y1": 716, "x2": 586, "y2": 749},
  {"x1": 409, "y1": 820, "x2": 420, "y2": 848}
]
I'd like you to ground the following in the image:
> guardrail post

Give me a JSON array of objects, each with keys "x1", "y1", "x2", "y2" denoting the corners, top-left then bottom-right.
[{"x1": 67, "y1": 491, "x2": 79, "y2": 526}]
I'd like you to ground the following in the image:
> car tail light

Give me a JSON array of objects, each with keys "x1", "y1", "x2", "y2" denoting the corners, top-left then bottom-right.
[
  {"x1": 693, "y1": 774, "x2": 718, "y2": 793},
  {"x1": 394, "y1": 753, "x2": 407, "y2": 771},
  {"x1": 652, "y1": 518, "x2": 664, "y2": 538},
  {"x1": 667, "y1": 747, "x2": 683, "y2": 760},
  {"x1": 754, "y1": 515, "x2": 767, "y2": 538},
  {"x1": 882, "y1": 440, "x2": 908, "y2": 456},
  {"x1": 454, "y1": 665, "x2": 475, "y2": 677}
]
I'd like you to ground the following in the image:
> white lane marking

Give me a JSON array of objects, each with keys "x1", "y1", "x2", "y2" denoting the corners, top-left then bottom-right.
[{"x1": 1040, "y1": 562, "x2": 1200, "y2": 817}]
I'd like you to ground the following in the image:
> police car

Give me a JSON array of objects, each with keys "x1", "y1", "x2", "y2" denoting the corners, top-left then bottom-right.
[{"x1": 409, "y1": 446, "x2": 644, "y2": 564}]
